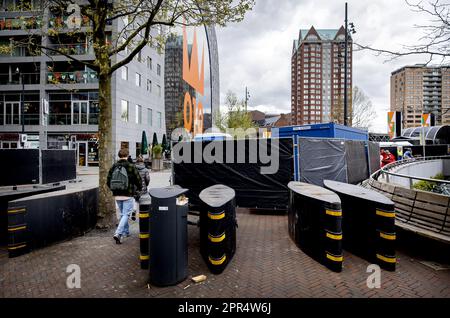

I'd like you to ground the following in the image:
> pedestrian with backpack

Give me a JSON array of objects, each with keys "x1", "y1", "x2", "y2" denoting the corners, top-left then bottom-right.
[{"x1": 107, "y1": 148, "x2": 142, "y2": 244}]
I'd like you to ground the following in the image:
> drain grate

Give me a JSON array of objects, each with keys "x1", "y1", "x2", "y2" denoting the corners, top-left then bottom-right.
[{"x1": 420, "y1": 261, "x2": 450, "y2": 271}]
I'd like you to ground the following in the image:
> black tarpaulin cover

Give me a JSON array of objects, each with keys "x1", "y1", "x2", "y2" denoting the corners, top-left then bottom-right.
[
  {"x1": 172, "y1": 138, "x2": 293, "y2": 209},
  {"x1": 298, "y1": 138, "x2": 347, "y2": 186},
  {"x1": 345, "y1": 140, "x2": 369, "y2": 184},
  {"x1": 368, "y1": 142, "x2": 381, "y2": 174}
]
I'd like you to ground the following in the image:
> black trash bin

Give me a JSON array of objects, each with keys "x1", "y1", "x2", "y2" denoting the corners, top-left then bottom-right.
[
  {"x1": 148, "y1": 186, "x2": 189, "y2": 286},
  {"x1": 199, "y1": 184, "x2": 237, "y2": 274},
  {"x1": 288, "y1": 181, "x2": 343, "y2": 272}
]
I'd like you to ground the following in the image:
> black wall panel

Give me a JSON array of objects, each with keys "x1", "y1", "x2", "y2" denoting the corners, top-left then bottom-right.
[
  {"x1": 0, "y1": 150, "x2": 39, "y2": 186},
  {"x1": 42, "y1": 150, "x2": 76, "y2": 184}
]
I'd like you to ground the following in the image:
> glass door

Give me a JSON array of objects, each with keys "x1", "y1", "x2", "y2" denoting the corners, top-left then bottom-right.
[
  {"x1": 71, "y1": 101, "x2": 88, "y2": 125},
  {"x1": 78, "y1": 142, "x2": 87, "y2": 166},
  {"x1": 5, "y1": 102, "x2": 20, "y2": 125}
]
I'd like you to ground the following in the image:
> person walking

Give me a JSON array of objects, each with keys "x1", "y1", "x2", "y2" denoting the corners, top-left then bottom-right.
[{"x1": 107, "y1": 148, "x2": 142, "y2": 244}]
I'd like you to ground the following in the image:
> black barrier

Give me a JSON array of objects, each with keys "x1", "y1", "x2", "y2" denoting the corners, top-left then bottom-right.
[
  {"x1": 0, "y1": 150, "x2": 39, "y2": 186},
  {"x1": 173, "y1": 138, "x2": 293, "y2": 210},
  {"x1": 199, "y1": 185, "x2": 237, "y2": 274},
  {"x1": 138, "y1": 194, "x2": 151, "y2": 269},
  {"x1": 324, "y1": 180, "x2": 396, "y2": 271},
  {"x1": 345, "y1": 140, "x2": 369, "y2": 184},
  {"x1": 148, "y1": 186, "x2": 189, "y2": 286},
  {"x1": 368, "y1": 142, "x2": 381, "y2": 174},
  {"x1": 7, "y1": 187, "x2": 97, "y2": 257},
  {"x1": 41, "y1": 150, "x2": 76, "y2": 184},
  {"x1": 288, "y1": 181, "x2": 343, "y2": 272},
  {"x1": 0, "y1": 185, "x2": 66, "y2": 246}
]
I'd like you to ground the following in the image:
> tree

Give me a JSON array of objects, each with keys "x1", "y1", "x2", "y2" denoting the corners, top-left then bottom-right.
[
  {"x1": 20, "y1": 0, "x2": 255, "y2": 227},
  {"x1": 351, "y1": 86, "x2": 376, "y2": 129},
  {"x1": 355, "y1": 0, "x2": 450, "y2": 64},
  {"x1": 214, "y1": 90, "x2": 257, "y2": 135}
]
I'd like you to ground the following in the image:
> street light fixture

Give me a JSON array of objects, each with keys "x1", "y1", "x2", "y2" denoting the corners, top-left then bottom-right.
[
  {"x1": 343, "y1": 4, "x2": 356, "y2": 127},
  {"x1": 15, "y1": 67, "x2": 25, "y2": 147}
]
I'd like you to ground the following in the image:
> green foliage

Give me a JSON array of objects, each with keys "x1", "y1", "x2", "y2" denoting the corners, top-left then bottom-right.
[
  {"x1": 413, "y1": 173, "x2": 445, "y2": 192},
  {"x1": 152, "y1": 144, "x2": 163, "y2": 159},
  {"x1": 214, "y1": 90, "x2": 257, "y2": 135}
]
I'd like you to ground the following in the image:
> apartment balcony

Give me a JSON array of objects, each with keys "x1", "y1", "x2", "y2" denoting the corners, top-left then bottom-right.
[
  {"x1": 48, "y1": 16, "x2": 92, "y2": 29},
  {"x1": 0, "y1": 44, "x2": 39, "y2": 57},
  {"x1": 0, "y1": 72, "x2": 39, "y2": 85},
  {"x1": 46, "y1": 43, "x2": 94, "y2": 56},
  {"x1": 46, "y1": 71, "x2": 98, "y2": 85},
  {"x1": 0, "y1": 16, "x2": 41, "y2": 31}
]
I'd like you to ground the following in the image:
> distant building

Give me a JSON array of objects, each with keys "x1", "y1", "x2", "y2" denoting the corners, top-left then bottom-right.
[
  {"x1": 291, "y1": 26, "x2": 352, "y2": 125},
  {"x1": 390, "y1": 64, "x2": 450, "y2": 128},
  {"x1": 0, "y1": 1, "x2": 166, "y2": 165},
  {"x1": 249, "y1": 110, "x2": 291, "y2": 128}
]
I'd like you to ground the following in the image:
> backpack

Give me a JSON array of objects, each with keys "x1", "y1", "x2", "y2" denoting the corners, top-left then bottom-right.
[{"x1": 110, "y1": 164, "x2": 129, "y2": 191}]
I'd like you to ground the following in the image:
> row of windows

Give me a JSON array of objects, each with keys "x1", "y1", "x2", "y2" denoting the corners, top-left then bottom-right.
[
  {"x1": 121, "y1": 66, "x2": 162, "y2": 97},
  {"x1": 120, "y1": 100, "x2": 162, "y2": 128}
]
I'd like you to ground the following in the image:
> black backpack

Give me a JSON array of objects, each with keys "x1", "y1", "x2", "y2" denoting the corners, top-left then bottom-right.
[{"x1": 110, "y1": 164, "x2": 129, "y2": 191}]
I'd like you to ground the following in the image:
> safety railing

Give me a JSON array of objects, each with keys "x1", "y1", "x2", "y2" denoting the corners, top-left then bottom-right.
[
  {"x1": 46, "y1": 71, "x2": 98, "y2": 84},
  {"x1": 371, "y1": 155, "x2": 450, "y2": 192}
]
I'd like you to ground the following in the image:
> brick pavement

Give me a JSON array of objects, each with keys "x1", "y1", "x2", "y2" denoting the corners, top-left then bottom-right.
[{"x1": 0, "y1": 208, "x2": 449, "y2": 298}]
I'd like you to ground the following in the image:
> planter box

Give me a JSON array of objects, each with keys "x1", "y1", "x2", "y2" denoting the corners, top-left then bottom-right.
[{"x1": 152, "y1": 158, "x2": 163, "y2": 171}]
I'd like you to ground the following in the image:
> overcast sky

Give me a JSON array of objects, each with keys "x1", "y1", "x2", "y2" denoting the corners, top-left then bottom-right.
[{"x1": 215, "y1": 0, "x2": 443, "y2": 133}]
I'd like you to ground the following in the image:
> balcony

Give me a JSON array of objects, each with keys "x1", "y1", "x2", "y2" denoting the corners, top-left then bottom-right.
[
  {"x1": 0, "y1": 16, "x2": 41, "y2": 31},
  {"x1": 0, "y1": 72, "x2": 39, "y2": 85},
  {"x1": 47, "y1": 71, "x2": 98, "y2": 84},
  {"x1": 0, "y1": 44, "x2": 39, "y2": 57},
  {"x1": 48, "y1": 15, "x2": 92, "y2": 29},
  {"x1": 46, "y1": 43, "x2": 93, "y2": 56}
]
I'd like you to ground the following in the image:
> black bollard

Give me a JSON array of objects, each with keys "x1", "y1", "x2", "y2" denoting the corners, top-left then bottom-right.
[{"x1": 138, "y1": 194, "x2": 151, "y2": 269}]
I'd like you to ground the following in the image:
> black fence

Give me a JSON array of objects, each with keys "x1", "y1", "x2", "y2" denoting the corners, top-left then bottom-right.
[
  {"x1": 0, "y1": 149, "x2": 40, "y2": 186},
  {"x1": 0, "y1": 149, "x2": 76, "y2": 186},
  {"x1": 173, "y1": 138, "x2": 293, "y2": 210},
  {"x1": 42, "y1": 150, "x2": 76, "y2": 184}
]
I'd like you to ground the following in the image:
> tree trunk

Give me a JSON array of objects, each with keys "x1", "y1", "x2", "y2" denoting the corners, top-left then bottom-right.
[{"x1": 96, "y1": 70, "x2": 115, "y2": 228}]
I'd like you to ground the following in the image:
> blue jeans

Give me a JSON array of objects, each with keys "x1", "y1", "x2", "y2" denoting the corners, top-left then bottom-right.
[{"x1": 115, "y1": 198, "x2": 134, "y2": 236}]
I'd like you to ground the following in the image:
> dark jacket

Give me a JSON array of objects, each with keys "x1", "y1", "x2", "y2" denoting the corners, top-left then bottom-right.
[
  {"x1": 135, "y1": 162, "x2": 150, "y2": 196},
  {"x1": 107, "y1": 159, "x2": 142, "y2": 197}
]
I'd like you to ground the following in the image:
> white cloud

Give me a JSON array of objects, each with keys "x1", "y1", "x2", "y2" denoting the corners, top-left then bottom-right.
[{"x1": 216, "y1": 0, "x2": 444, "y2": 133}]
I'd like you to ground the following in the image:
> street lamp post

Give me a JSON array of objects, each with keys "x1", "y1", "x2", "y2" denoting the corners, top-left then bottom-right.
[
  {"x1": 344, "y1": 3, "x2": 348, "y2": 126},
  {"x1": 15, "y1": 67, "x2": 25, "y2": 147}
]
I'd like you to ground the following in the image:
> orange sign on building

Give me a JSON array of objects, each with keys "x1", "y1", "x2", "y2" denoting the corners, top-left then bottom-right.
[
  {"x1": 183, "y1": 26, "x2": 204, "y2": 136},
  {"x1": 387, "y1": 111, "x2": 396, "y2": 139}
]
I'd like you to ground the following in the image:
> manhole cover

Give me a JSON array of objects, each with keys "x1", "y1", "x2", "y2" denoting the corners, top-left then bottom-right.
[{"x1": 420, "y1": 261, "x2": 450, "y2": 271}]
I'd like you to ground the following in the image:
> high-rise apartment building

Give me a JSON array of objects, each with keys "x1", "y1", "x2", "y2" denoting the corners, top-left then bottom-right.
[
  {"x1": 390, "y1": 64, "x2": 450, "y2": 128},
  {"x1": 0, "y1": 1, "x2": 166, "y2": 166},
  {"x1": 291, "y1": 26, "x2": 352, "y2": 125}
]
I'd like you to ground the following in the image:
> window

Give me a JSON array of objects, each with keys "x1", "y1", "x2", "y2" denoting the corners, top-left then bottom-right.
[
  {"x1": 121, "y1": 66, "x2": 128, "y2": 80},
  {"x1": 157, "y1": 85, "x2": 161, "y2": 97},
  {"x1": 136, "y1": 104, "x2": 142, "y2": 124},
  {"x1": 147, "y1": 108, "x2": 153, "y2": 126},
  {"x1": 135, "y1": 73, "x2": 141, "y2": 87},
  {"x1": 121, "y1": 100, "x2": 129, "y2": 122},
  {"x1": 147, "y1": 57, "x2": 152, "y2": 70},
  {"x1": 157, "y1": 111, "x2": 162, "y2": 128},
  {"x1": 147, "y1": 79, "x2": 152, "y2": 92},
  {"x1": 157, "y1": 64, "x2": 161, "y2": 76}
]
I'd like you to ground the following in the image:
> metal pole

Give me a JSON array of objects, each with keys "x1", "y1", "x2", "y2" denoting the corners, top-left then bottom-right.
[
  {"x1": 245, "y1": 86, "x2": 248, "y2": 112},
  {"x1": 344, "y1": 2, "x2": 348, "y2": 126},
  {"x1": 21, "y1": 73, "x2": 25, "y2": 148}
]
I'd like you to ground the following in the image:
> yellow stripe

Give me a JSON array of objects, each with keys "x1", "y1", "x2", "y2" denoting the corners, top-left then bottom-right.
[
  {"x1": 208, "y1": 211, "x2": 225, "y2": 220},
  {"x1": 376, "y1": 210, "x2": 395, "y2": 218},
  {"x1": 139, "y1": 233, "x2": 150, "y2": 239},
  {"x1": 209, "y1": 255, "x2": 226, "y2": 265},
  {"x1": 8, "y1": 208, "x2": 25, "y2": 214},
  {"x1": 326, "y1": 210, "x2": 342, "y2": 217},
  {"x1": 326, "y1": 253, "x2": 343, "y2": 262},
  {"x1": 326, "y1": 232, "x2": 342, "y2": 240},
  {"x1": 379, "y1": 232, "x2": 396, "y2": 240},
  {"x1": 140, "y1": 255, "x2": 149, "y2": 260},
  {"x1": 8, "y1": 244, "x2": 26, "y2": 250},
  {"x1": 8, "y1": 226, "x2": 26, "y2": 232},
  {"x1": 208, "y1": 233, "x2": 226, "y2": 243},
  {"x1": 139, "y1": 213, "x2": 149, "y2": 218},
  {"x1": 376, "y1": 254, "x2": 396, "y2": 263}
]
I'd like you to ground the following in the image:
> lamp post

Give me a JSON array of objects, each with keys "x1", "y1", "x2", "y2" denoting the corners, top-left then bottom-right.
[
  {"x1": 245, "y1": 86, "x2": 250, "y2": 112},
  {"x1": 343, "y1": 3, "x2": 356, "y2": 126},
  {"x1": 15, "y1": 67, "x2": 25, "y2": 147}
]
